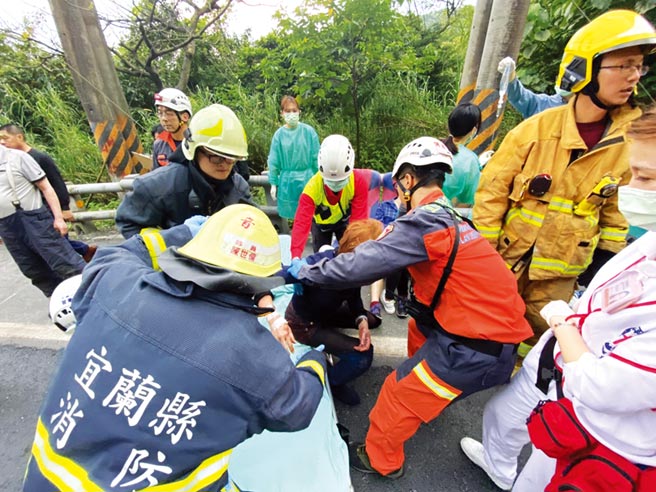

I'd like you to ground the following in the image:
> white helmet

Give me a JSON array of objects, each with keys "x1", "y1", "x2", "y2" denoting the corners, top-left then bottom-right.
[
  {"x1": 49, "y1": 275, "x2": 83, "y2": 333},
  {"x1": 154, "y1": 88, "x2": 193, "y2": 116},
  {"x1": 318, "y1": 135, "x2": 355, "y2": 182},
  {"x1": 392, "y1": 137, "x2": 453, "y2": 178}
]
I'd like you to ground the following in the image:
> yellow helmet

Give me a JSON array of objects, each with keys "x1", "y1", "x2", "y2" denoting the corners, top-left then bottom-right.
[
  {"x1": 177, "y1": 205, "x2": 281, "y2": 277},
  {"x1": 182, "y1": 104, "x2": 248, "y2": 161},
  {"x1": 557, "y1": 10, "x2": 656, "y2": 93}
]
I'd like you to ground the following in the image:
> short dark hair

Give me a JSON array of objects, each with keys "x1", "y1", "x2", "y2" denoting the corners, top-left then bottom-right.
[
  {"x1": 442, "y1": 103, "x2": 481, "y2": 154},
  {"x1": 0, "y1": 123, "x2": 25, "y2": 136},
  {"x1": 448, "y1": 103, "x2": 481, "y2": 138}
]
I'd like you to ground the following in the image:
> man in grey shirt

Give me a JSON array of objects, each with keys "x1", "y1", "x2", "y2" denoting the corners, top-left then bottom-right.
[{"x1": 0, "y1": 146, "x2": 84, "y2": 296}]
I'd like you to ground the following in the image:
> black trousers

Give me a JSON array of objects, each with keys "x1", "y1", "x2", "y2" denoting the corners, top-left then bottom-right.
[{"x1": 0, "y1": 207, "x2": 85, "y2": 296}]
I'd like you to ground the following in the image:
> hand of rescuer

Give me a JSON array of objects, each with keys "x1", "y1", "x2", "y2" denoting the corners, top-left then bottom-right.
[
  {"x1": 184, "y1": 215, "x2": 208, "y2": 237},
  {"x1": 288, "y1": 257, "x2": 307, "y2": 279},
  {"x1": 270, "y1": 185, "x2": 277, "y2": 201},
  {"x1": 354, "y1": 316, "x2": 371, "y2": 352},
  {"x1": 266, "y1": 312, "x2": 296, "y2": 353}
]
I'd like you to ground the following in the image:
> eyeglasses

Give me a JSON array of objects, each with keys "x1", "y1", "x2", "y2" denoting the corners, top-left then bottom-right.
[
  {"x1": 599, "y1": 64, "x2": 649, "y2": 76},
  {"x1": 199, "y1": 148, "x2": 237, "y2": 165},
  {"x1": 156, "y1": 109, "x2": 177, "y2": 117}
]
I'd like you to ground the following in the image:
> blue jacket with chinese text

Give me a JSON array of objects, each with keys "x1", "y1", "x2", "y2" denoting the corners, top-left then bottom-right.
[{"x1": 23, "y1": 225, "x2": 326, "y2": 492}]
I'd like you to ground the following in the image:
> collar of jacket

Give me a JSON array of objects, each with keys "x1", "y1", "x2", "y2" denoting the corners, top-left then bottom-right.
[
  {"x1": 559, "y1": 96, "x2": 642, "y2": 151},
  {"x1": 141, "y1": 265, "x2": 273, "y2": 316},
  {"x1": 158, "y1": 247, "x2": 284, "y2": 296}
]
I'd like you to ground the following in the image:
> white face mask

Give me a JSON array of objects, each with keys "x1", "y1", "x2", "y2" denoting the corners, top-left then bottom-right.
[
  {"x1": 325, "y1": 177, "x2": 349, "y2": 192},
  {"x1": 283, "y1": 112, "x2": 300, "y2": 127},
  {"x1": 618, "y1": 185, "x2": 656, "y2": 232}
]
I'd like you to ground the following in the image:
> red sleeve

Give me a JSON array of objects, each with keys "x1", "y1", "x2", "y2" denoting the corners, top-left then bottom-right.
[
  {"x1": 350, "y1": 171, "x2": 369, "y2": 221},
  {"x1": 291, "y1": 193, "x2": 316, "y2": 258}
]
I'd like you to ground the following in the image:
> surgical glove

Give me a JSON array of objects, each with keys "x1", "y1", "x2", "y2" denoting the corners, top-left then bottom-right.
[
  {"x1": 497, "y1": 56, "x2": 516, "y2": 81},
  {"x1": 479, "y1": 150, "x2": 495, "y2": 168},
  {"x1": 270, "y1": 185, "x2": 277, "y2": 201},
  {"x1": 540, "y1": 300, "x2": 574, "y2": 325},
  {"x1": 184, "y1": 215, "x2": 208, "y2": 237},
  {"x1": 288, "y1": 258, "x2": 307, "y2": 279}
]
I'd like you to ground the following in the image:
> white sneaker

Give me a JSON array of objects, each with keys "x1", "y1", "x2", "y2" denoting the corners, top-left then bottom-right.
[
  {"x1": 380, "y1": 289, "x2": 395, "y2": 315},
  {"x1": 460, "y1": 437, "x2": 513, "y2": 491}
]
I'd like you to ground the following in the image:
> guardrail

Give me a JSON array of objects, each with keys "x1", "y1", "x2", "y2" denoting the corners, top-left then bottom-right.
[{"x1": 67, "y1": 174, "x2": 289, "y2": 233}]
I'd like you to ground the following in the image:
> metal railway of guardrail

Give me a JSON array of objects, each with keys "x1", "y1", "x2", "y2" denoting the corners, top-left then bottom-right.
[{"x1": 66, "y1": 174, "x2": 288, "y2": 233}]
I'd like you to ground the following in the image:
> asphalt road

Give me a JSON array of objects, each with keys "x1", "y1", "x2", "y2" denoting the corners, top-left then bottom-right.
[{"x1": 0, "y1": 232, "x2": 527, "y2": 492}]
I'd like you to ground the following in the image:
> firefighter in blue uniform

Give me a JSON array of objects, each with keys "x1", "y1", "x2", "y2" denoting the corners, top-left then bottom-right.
[{"x1": 23, "y1": 204, "x2": 326, "y2": 491}]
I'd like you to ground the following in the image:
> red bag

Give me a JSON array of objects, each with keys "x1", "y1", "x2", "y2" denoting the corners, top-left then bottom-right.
[
  {"x1": 546, "y1": 445, "x2": 641, "y2": 492},
  {"x1": 526, "y1": 399, "x2": 596, "y2": 459}
]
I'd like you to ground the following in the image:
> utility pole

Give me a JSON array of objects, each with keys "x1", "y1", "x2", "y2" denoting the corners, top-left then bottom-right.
[
  {"x1": 458, "y1": 0, "x2": 494, "y2": 103},
  {"x1": 458, "y1": 0, "x2": 530, "y2": 154},
  {"x1": 49, "y1": 0, "x2": 144, "y2": 179}
]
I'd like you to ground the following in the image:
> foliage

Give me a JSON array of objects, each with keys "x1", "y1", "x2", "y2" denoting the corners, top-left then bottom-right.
[
  {"x1": 358, "y1": 73, "x2": 453, "y2": 171},
  {"x1": 18, "y1": 0, "x2": 656, "y2": 208},
  {"x1": 0, "y1": 33, "x2": 102, "y2": 184},
  {"x1": 110, "y1": 0, "x2": 234, "y2": 91},
  {"x1": 520, "y1": 0, "x2": 656, "y2": 104}
]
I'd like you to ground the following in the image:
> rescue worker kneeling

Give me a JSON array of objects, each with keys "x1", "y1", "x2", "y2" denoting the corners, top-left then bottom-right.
[
  {"x1": 23, "y1": 204, "x2": 327, "y2": 491},
  {"x1": 290, "y1": 137, "x2": 532, "y2": 478}
]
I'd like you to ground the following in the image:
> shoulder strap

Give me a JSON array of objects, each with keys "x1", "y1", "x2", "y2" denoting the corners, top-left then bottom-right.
[{"x1": 429, "y1": 204, "x2": 460, "y2": 311}]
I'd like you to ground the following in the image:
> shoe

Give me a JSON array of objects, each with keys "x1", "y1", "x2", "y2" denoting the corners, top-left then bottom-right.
[
  {"x1": 369, "y1": 302, "x2": 383, "y2": 321},
  {"x1": 380, "y1": 289, "x2": 395, "y2": 315},
  {"x1": 331, "y1": 384, "x2": 360, "y2": 406},
  {"x1": 83, "y1": 244, "x2": 98, "y2": 263},
  {"x1": 460, "y1": 437, "x2": 512, "y2": 490},
  {"x1": 396, "y1": 297, "x2": 409, "y2": 318},
  {"x1": 348, "y1": 442, "x2": 404, "y2": 479}
]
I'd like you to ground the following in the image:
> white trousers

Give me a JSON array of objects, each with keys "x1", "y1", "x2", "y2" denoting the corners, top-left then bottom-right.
[{"x1": 481, "y1": 333, "x2": 557, "y2": 491}]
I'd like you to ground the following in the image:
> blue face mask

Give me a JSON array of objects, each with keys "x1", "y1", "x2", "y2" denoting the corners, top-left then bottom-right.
[{"x1": 325, "y1": 177, "x2": 349, "y2": 192}]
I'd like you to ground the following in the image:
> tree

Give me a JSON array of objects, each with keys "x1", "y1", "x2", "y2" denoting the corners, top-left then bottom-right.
[
  {"x1": 109, "y1": 0, "x2": 234, "y2": 92},
  {"x1": 268, "y1": 0, "x2": 425, "y2": 156}
]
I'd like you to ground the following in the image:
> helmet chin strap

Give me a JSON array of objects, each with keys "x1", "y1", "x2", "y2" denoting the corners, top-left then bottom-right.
[
  {"x1": 172, "y1": 114, "x2": 185, "y2": 134},
  {"x1": 395, "y1": 170, "x2": 441, "y2": 210},
  {"x1": 588, "y1": 91, "x2": 611, "y2": 111}
]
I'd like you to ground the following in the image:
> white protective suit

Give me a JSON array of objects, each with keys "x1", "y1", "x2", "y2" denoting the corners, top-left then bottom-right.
[{"x1": 481, "y1": 231, "x2": 656, "y2": 491}]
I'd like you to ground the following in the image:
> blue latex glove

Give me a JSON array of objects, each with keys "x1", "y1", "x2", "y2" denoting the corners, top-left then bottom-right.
[
  {"x1": 184, "y1": 215, "x2": 208, "y2": 237},
  {"x1": 288, "y1": 258, "x2": 307, "y2": 279}
]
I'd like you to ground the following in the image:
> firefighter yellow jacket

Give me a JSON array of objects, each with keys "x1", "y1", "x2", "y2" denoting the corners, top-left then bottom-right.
[{"x1": 473, "y1": 98, "x2": 640, "y2": 281}]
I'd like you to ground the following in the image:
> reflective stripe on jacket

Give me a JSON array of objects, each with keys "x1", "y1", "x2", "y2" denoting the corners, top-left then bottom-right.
[
  {"x1": 23, "y1": 224, "x2": 326, "y2": 491},
  {"x1": 290, "y1": 169, "x2": 369, "y2": 257},
  {"x1": 298, "y1": 190, "x2": 532, "y2": 343},
  {"x1": 473, "y1": 98, "x2": 640, "y2": 280}
]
